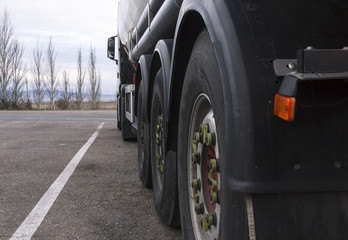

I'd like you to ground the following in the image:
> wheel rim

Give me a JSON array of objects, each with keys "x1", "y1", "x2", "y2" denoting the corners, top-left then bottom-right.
[
  {"x1": 188, "y1": 94, "x2": 220, "y2": 240},
  {"x1": 154, "y1": 97, "x2": 164, "y2": 189}
]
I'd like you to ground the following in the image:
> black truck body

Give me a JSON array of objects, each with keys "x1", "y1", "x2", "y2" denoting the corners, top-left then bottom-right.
[{"x1": 108, "y1": 1, "x2": 348, "y2": 239}]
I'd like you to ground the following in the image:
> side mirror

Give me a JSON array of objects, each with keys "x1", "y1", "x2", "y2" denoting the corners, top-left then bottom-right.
[{"x1": 107, "y1": 36, "x2": 118, "y2": 64}]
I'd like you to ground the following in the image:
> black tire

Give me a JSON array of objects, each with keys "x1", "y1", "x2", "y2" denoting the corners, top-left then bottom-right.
[
  {"x1": 150, "y1": 69, "x2": 180, "y2": 227},
  {"x1": 178, "y1": 30, "x2": 248, "y2": 239},
  {"x1": 137, "y1": 81, "x2": 152, "y2": 188}
]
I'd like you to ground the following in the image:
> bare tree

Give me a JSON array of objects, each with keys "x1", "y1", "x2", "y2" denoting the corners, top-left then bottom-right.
[
  {"x1": 76, "y1": 48, "x2": 85, "y2": 110},
  {"x1": 45, "y1": 37, "x2": 58, "y2": 110},
  {"x1": 60, "y1": 70, "x2": 72, "y2": 109},
  {"x1": 88, "y1": 46, "x2": 101, "y2": 110},
  {"x1": 0, "y1": 9, "x2": 15, "y2": 108},
  {"x1": 32, "y1": 41, "x2": 45, "y2": 110},
  {"x1": 24, "y1": 77, "x2": 31, "y2": 109},
  {"x1": 11, "y1": 39, "x2": 26, "y2": 108}
]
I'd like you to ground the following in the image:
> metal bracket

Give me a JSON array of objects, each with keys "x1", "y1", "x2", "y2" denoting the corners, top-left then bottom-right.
[
  {"x1": 125, "y1": 84, "x2": 135, "y2": 123},
  {"x1": 273, "y1": 48, "x2": 348, "y2": 97}
]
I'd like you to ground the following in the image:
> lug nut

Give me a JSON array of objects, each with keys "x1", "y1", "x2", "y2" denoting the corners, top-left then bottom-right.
[
  {"x1": 194, "y1": 132, "x2": 201, "y2": 143},
  {"x1": 195, "y1": 203, "x2": 204, "y2": 215},
  {"x1": 200, "y1": 124, "x2": 209, "y2": 144},
  {"x1": 156, "y1": 133, "x2": 160, "y2": 145},
  {"x1": 201, "y1": 213, "x2": 217, "y2": 232},
  {"x1": 156, "y1": 154, "x2": 161, "y2": 164},
  {"x1": 159, "y1": 164, "x2": 164, "y2": 174},
  {"x1": 210, "y1": 191, "x2": 217, "y2": 205},
  {"x1": 191, "y1": 179, "x2": 201, "y2": 191},
  {"x1": 208, "y1": 213, "x2": 217, "y2": 226},
  {"x1": 209, "y1": 159, "x2": 218, "y2": 172},
  {"x1": 192, "y1": 152, "x2": 200, "y2": 164},
  {"x1": 205, "y1": 132, "x2": 216, "y2": 146}
]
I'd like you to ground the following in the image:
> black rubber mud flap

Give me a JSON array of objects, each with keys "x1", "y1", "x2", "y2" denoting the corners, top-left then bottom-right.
[{"x1": 252, "y1": 192, "x2": 348, "y2": 240}]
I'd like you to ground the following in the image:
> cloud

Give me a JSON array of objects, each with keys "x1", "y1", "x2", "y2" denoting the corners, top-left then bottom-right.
[{"x1": 2, "y1": 0, "x2": 118, "y2": 95}]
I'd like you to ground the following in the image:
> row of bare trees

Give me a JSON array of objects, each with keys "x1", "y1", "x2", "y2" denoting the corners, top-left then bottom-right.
[
  {"x1": 0, "y1": 9, "x2": 102, "y2": 110},
  {"x1": 0, "y1": 9, "x2": 26, "y2": 109}
]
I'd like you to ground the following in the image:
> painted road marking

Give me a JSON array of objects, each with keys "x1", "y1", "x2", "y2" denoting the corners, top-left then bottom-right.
[
  {"x1": 10, "y1": 122, "x2": 105, "y2": 240},
  {"x1": 0, "y1": 121, "x2": 21, "y2": 128}
]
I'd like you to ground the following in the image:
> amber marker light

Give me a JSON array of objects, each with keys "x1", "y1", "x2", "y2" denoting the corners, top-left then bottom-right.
[{"x1": 274, "y1": 93, "x2": 296, "y2": 121}]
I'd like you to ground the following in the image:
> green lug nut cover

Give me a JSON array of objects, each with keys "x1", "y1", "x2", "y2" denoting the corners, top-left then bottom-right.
[
  {"x1": 194, "y1": 132, "x2": 201, "y2": 142},
  {"x1": 205, "y1": 133, "x2": 212, "y2": 145},
  {"x1": 194, "y1": 192, "x2": 199, "y2": 203},
  {"x1": 156, "y1": 154, "x2": 161, "y2": 163},
  {"x1": 192, "y1": 179, "x2": 197, "y2": 189},
  {"x1": 209, "y1": 159, "x2": 217, "y2": 172},
  {"x1": 205, "y1": 132, "x2": 216, "y2": 146},
  {"x1": 208, "y1": 160, "x2": 218, "y2": 192},
  {"x1": 202, "y1": 213, "x2": 216, "y2": 231},
  {"x1": 157, "y1": 115, "x2": 163, "y2": 124},
  {"x1": 192, "y1": 179, "x2": 201, "y2": 190},
  {"x1": 200, "y1": 124, "x2": 209, "y2": 144},
  {"x1": 192, "y1": 140, "x2": 198, "y2": 153},
  {"x1": 192, "y1": 152, "x2": 200, "y2": 164},
  {"x1": 202, "y1": 214, "x2": 209, "y2": 231},
  {"x1": 207, "y1": 213, "x2": 216, "y2": 226},
  {"x1": 195, "y1": 203, "x2": 204, "y2": 215},
  {"x1": 210, "y1": 191, "x2": 217, "y2": 204}
]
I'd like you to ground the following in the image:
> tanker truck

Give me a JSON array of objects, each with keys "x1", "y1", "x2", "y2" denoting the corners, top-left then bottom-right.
[{"x1": 107, "y1": 1, "x2": 348, "y2": 239}]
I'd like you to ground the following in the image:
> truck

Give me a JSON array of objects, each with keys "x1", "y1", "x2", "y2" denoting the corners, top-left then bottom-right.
[{"x1": 107, "y1": 1, "x2": 348, "y2": 239}]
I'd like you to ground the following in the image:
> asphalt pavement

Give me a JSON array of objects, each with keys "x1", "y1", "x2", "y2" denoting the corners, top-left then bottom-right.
[{"x1": 0, "y1": 110, "x2": 182, "y2": 239}]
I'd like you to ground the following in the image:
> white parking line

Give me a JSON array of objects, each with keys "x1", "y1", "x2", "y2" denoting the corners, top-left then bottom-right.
[
  {"x1": 10, "y1": 122, "x2": 105, "y2": 240},
  {"x1": 0, "y1": 121, "x2": 21, "y2": 128}
]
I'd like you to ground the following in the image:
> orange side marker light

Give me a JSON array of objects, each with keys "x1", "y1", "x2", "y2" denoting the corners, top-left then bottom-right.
[{"x1": 274, "y1": 93, "x2": 296, "y2": 121}]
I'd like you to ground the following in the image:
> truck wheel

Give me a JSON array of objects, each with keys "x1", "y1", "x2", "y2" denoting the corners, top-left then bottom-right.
[
  {"x1": 178, "y1": 30, "x2": 248, "y2": 239},
  {"x1": 151, "y1": 69, "x2": 180, "y2": 227},
  {"x1": 137, "y1": 81, "x2": 152, "y2": 188}
]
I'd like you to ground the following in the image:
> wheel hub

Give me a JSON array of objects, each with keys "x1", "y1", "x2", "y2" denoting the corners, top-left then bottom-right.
[
  {"x1": 188, "y1": 94, "x2": 220, "y2": 239},
  {"x1": 156, "y1": 115, "x2": 164, "y2": 175}
]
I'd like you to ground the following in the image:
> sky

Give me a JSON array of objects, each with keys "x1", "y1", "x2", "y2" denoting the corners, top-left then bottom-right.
[{"x1": 1, "y1": 0, "x2": 119, "y2": 96}]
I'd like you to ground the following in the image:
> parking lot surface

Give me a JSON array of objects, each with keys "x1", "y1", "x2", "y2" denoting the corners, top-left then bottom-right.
[{"x1": 0, "y1": 111, "x2": 181, "y2": 239}]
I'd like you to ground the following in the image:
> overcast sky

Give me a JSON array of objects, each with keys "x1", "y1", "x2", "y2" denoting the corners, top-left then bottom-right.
[{"x1": 1, "y1": 0, "x2": 119, "y2": 96}]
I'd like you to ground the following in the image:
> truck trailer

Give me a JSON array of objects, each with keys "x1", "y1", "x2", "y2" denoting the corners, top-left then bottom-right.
[{"x1": 107, "y1": 0, "x2": 348, "y2": 239}]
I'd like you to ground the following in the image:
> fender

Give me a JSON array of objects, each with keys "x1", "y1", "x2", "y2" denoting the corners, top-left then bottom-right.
[
  {"x1": 169, "y1": 0, "x2": 260, "y2": 192},
  {"x1": 147, "y1": 39, "x2": 174, "y2": 125},
  {"x1": 135, "y1": 54, "x2": 152, "y2": 124},
  {"x1": 169, "y1": 0, "x2": 348, "y2": 193}
]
